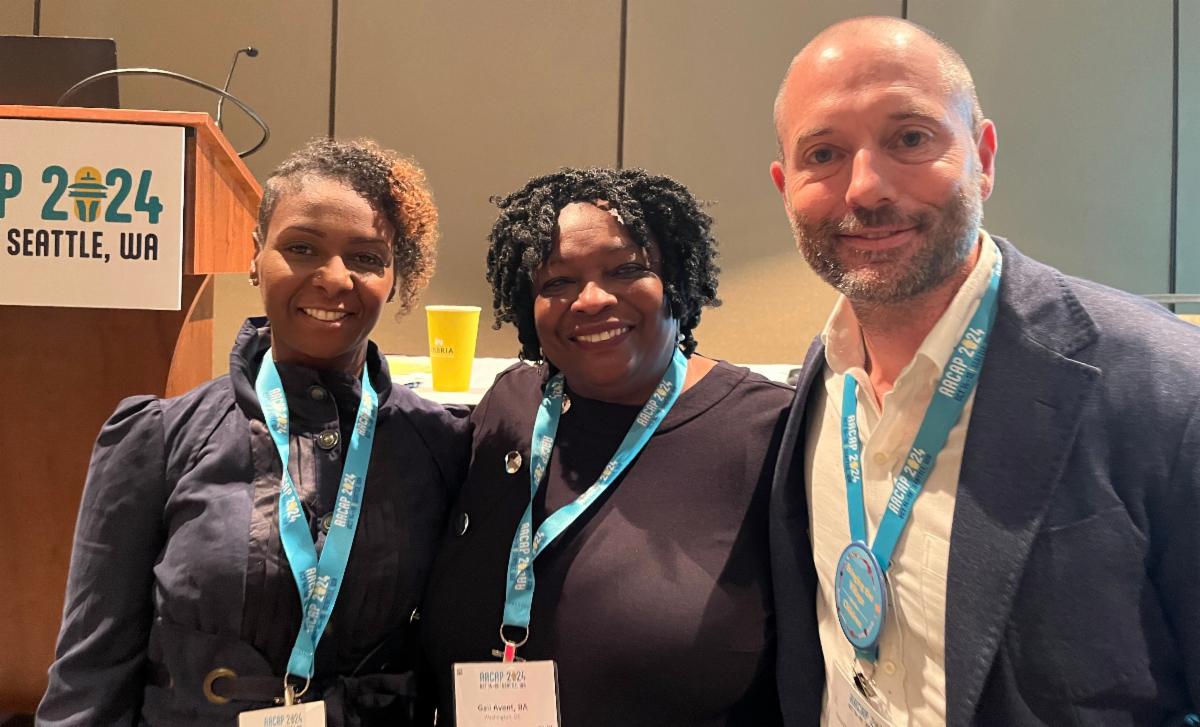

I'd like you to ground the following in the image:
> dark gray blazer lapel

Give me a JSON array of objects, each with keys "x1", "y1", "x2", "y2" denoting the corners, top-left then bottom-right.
[
  {"x1": 771, "y1": 336, "x2": 829, "y2": 724},
  {"x1": 773, "y1": 338, "x2": 826, "y2": 520},
  {"x1": 944, "y1": 239, "x2": 1102, "y2": 727}
]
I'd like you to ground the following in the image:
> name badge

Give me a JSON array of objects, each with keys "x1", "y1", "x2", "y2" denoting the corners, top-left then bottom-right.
[
  {"x1": 835, "y1": 541, "x2": 887, "y2": 653},
  {"x1": 238, "y1": 700, "x2": 326, "y2": 727},
  {"x1": 827, "y1": 664, "x2": 893, "y2": 727},
  {"x1": 453, "y1": 660, "x2": 561, "y2": 727}
]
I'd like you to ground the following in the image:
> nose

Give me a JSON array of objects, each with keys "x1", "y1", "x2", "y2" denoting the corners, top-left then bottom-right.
[
  {"x1": 570, "y1": 280, "x2": 618, "y2": 315},
  {"x1": 845, "y1": 148, "x2": 897, "y2": 211},
  {"x1": 311, "y1": 255, "x2": 354, "y2": 295}
]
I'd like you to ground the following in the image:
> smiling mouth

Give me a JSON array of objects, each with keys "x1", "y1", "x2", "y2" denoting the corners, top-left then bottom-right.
[
  {"x1": 573, "y1": 326, "x2": 630, "y2": 343},
  {"x1": 842, "y1": 226, "x2": 914, "y2": 240},
  {"x1": 302, "y1": 308, "x2": 351, "y2": 322}
]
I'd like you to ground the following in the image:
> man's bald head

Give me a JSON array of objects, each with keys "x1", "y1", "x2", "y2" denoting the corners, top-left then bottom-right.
[{"x1": 774, "y1": 17, "x2": 983, "y2": 150}]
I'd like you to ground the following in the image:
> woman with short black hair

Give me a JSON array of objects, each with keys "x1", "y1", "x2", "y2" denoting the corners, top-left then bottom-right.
[{"x1": 422, "y1": 167, "x2": 815, "y2": 726}]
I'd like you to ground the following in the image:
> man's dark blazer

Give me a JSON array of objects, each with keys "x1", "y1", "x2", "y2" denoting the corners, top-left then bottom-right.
[{"x1": 771, "y1": 237, "x2": 1200, "y2": 726}]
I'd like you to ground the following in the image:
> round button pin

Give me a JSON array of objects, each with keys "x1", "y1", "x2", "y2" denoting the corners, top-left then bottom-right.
[{"x1": 317, "y1": 430, "x2": 340, "y2": 450}]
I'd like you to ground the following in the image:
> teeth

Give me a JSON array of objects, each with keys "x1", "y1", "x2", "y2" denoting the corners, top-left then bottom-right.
[
  {"x1": 577, "y1": 326, "x2": 629, "y2": 343},
  {"x1": 303, "y1": 308, "x2": 349, "y2": 322}
]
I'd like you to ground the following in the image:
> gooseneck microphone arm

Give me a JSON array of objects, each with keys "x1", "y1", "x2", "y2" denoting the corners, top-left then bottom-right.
[
  {"x1": 216, "y1": 46, "x2": 259, "y2": 131},
  {"x1": 56, "y1": 66, "x2": 271, "y2": 159}
]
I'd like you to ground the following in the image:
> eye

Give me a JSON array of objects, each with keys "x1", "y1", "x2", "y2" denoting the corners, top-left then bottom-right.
[
  {"x1": 895, "y1": 129, "x2": 931, "y2": 149},
  {"x1": 613, "y1": 263, "x2": 649, "y2": 278},
  {"x1": 805, "y1": 146, "x2": 840, "y2": 165},
  {"x1": 352, "y1": 252, "x2": 388, "y2": 269},
  {"x1": 283, "y1": 241, "x2": 315, "y2": 255},
  {"x1": 539, "y1": 277, "x2": 572, "y2": 295}
]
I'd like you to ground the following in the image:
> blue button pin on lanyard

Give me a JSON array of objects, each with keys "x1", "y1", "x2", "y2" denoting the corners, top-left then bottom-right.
[
  {"x1": 497, "y1": 348, "x2": 688, "y2": 661},
  {"x1": 256, "y1": 351, "x2": 379, "y2": 697},
  {"x1": 835, "y1": 252, "x2": 1002, "y2": 664}
]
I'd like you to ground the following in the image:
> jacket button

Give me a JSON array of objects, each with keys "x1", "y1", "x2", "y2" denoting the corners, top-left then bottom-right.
[
  {"x1": 317, "y1": 430, "x2": 340, "y2": 450},
  {"x1": 321, "y1": 512, "x2": 333, "y2": 532},
  {"x1": 308, "y1": 385, "x2": 328, "y2": 401}
]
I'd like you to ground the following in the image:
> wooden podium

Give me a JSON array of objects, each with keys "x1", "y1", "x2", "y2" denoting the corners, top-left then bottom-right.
[{"x1": 0, "y1": 106, "x2": 260, "y2": 712}]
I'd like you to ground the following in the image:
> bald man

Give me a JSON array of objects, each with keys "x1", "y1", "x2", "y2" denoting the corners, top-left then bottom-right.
[{"x1": 768, "y1": 16, "x2": 1200, "y2": 727}]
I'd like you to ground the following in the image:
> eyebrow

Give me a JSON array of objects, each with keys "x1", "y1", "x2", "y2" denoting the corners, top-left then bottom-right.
[
  {"x1": 791, "y1": 127, "x2": 833, "y2": 150},
  {"x1": 280, "y1": 225, "x2": 389, "y2": 245},
  {"x1": 889, "y1": 108, "x2": 947, "y2": 125}
]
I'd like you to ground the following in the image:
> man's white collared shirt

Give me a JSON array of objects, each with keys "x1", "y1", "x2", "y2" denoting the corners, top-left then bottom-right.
[{"x1": 807, "y1": 234, "x2": 999, "y2": 727}]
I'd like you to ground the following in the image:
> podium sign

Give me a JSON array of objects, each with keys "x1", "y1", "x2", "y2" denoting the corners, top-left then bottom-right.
[{"x1": 0, "y1": 118, "x2": 185, "y2": 310}]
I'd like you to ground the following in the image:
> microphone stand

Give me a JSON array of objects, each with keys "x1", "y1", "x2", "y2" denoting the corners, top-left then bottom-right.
[{"x1": 57, "y1": 66, "x2": 271, "y2": 159}]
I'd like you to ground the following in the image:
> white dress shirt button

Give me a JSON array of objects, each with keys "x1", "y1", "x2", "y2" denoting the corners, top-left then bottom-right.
[
  {"x1": 873, "y1": 451, "x2": 889, "y2": 466},
  {"x1": 882, "y1": 660, "x2": 897, "y2": 675}
]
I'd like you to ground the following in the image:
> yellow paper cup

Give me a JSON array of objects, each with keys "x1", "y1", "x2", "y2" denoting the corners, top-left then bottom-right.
[{"x1": 426, "y1": 305, "x2": 481, "y2": 391}]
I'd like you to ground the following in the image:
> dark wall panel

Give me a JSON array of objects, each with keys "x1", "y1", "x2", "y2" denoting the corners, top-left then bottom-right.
[{"x1": 1178, "y1": 0, "x2": 1200, "y2": 312}]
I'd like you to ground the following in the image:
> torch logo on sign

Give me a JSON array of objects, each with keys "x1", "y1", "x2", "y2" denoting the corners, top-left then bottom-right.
[{"x1": 67, "y1": 166, "x2": 107, "y2": 222}]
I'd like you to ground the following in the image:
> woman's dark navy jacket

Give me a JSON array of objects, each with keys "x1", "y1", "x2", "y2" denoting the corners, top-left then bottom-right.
[{"x1": 37, "y1": 317, "x2": 469, "y2": 726}]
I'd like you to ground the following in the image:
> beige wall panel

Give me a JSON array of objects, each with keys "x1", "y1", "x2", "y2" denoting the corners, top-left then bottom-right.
[
  {"x1": 41, "y1": 0, "x2": 331, "y2": 181},
  {"x1": 1179, "y1": 0, "x2": 1200, "y2": 312},
  {"x1": 622, "y1": 1, "x2": 899, "y2": 364},
  {"x1": 910, "y1": 0, "x2": 1173, "y2": 295},
  {"x1": 41, "y1": 0, "x2": 334, "y2": 369},
  {"x1": 333, "y1": 0, "x2": 622, "y2": 360},
  {"x1": 0, "y1": 2, "x2": 33, "y2": 34}
]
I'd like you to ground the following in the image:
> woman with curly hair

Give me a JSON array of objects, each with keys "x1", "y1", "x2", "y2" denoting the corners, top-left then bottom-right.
[
  {"x1": 422, "y1": 168, "x2": 814, "y2": 726},
  {"x1": 38, "y1": 138, "x2": 467, "y2": 726}
]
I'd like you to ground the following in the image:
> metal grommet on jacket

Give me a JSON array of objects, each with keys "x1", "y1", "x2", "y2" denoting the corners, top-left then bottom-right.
[{"x1": 202, "y1": 666, "x2": 237, "y2": 705}]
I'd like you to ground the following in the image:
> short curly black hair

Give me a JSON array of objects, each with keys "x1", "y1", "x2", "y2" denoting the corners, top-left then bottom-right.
[
  {"x1": 486, "y1": 167, "x2": 721, "y2": 361},
  {"x1": 255, "y1": 137, "x2": 439, "y2": 314}
]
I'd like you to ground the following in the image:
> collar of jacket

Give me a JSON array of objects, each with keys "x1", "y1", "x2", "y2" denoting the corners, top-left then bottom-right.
[{"x1": 226, "y1": 315, "x2": 395, "y2": 423}]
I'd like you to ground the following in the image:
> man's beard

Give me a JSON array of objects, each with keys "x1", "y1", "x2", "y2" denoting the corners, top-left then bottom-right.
[{"x1": 788, "y1": 182, "x2": 983, "y2": 305}]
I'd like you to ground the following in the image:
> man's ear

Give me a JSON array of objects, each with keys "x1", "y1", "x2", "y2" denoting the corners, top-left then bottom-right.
[
  {"x1": 770, "y1": 159, "x2": 787, "y2": 194},
  {"x1": 976, "y1": 119, "x2": 998, "y2": 201}
]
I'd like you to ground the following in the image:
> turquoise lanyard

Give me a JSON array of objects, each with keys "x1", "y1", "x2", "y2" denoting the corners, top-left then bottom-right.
[
  {"x1": 255, "y1": 350, "x2": 379, "y2": 682},
  {"x1": 499, "y1": 348, "x2": 688, "y2": 659},
  {"x1": 840, "y1": 252, "x2": 1002, "y2": 658}
]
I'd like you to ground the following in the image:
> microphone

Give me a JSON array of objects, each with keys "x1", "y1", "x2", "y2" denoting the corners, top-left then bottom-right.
[{"x1": 216, "y1": 46, "x2": 259, "y2": 130}]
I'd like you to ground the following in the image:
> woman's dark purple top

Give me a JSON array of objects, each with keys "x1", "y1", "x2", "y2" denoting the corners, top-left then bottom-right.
[
  {"x1": 38, "y1": 317, "x2": 469, "y2": 726},
  {"x1": 421, "y1": 360, "x2": 794, "y2": 726}
]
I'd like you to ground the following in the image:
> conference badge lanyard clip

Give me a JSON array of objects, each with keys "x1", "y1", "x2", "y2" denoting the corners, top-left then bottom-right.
[
  {"x1": 452, "y1": 349, "x2": 688, "y2": 727},
  {"x1": 833, "y1": 252, "x2": 1002, "y2": 717},
  {"x1": 238, "y1": 350, "x2": 379, "y2": 727}
]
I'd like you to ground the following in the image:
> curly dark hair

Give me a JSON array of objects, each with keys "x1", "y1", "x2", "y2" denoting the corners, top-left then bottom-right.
[
  {"x1": 486, "y1": 167, "x2": 721, "y2": 360},
  {"x1": 255, "y1": 137, "x2": 439, "y2": 314}
]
